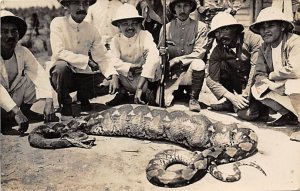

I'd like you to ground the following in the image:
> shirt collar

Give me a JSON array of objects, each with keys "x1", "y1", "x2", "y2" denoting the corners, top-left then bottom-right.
[
  {"x1": 175, "y1": 17, "x2": 191, "y2": 26},
  {"x1": 67, "y1": 15, "x2": 83, "y2": 29}
]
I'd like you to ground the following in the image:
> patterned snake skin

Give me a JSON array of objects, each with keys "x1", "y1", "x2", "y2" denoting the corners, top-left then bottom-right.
[{"x1": 28, "y1": 104, "x2": 266, "y2": 187}]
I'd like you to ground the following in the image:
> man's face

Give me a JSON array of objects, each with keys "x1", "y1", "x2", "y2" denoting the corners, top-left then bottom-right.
[
  {"x1": 214, "y1": 26, "x2": 238, "y2": 47},
  {"x1": 1, "y1": 22, "x2": 19, "y2": 51},
  {"x1": 67, "y1": 0, "x2": 90, "y2": 23},
  {"x1": 118, "y1": 19, "x2": 141, "y2": 38},
  {"x1": 258, "y1": 21, "x2": 284, "y2": 47},
  {"x1": 174, "y1": 2, "x2": 192, "y2": 21}
]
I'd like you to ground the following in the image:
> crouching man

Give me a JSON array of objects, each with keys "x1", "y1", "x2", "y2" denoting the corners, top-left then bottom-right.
[
  {"x1": 106, "y1": 3, "x2": 161, "y2": 105},
  {"x1": 49, "y1": 0, "x2": 119, "y2": 120},
  {"x1": 1, "y1": 10, "x2": 57, "y2": 134},
  {"x1": 250, "y1": 7, "x2": 300, "y2": 127}
]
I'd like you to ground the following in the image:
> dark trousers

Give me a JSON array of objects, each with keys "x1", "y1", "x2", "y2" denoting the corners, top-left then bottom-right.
[
  {"x1": 49, "y1": 61, "x2": 108, "y2": 106},
  {"x1": 219, "y1": 67, "x2": 268, "y2": 121}
]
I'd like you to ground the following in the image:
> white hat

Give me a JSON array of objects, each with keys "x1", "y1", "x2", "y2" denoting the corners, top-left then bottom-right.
[
  {"x1": 249, "y1": 7, "x2": 294, "y2": 34},
  {"x1": 0, "y1": 10, "x2": 27, "y2": 39},
  {"x1": 207, "y1": 12, "x2": 244, "y2": 38},
  {"x1": 111, "y1": 3, "x2": 144, "y2": 26}
]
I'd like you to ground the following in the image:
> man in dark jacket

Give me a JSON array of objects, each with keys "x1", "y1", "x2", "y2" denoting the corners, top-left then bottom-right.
[{"x1": 206, "y1": 12, "x2": 269, "y2": 121}]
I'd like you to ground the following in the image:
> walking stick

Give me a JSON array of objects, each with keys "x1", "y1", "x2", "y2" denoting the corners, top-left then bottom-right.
[{"x1": 158, "y1": 0, "x2": 169, "y2": 107}]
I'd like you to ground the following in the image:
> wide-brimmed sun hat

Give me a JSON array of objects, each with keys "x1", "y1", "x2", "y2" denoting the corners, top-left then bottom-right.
[
  {"x1": 57, "y1": 0, "x2": 96, "y2": 7},
  {"x1": 169, "y1": 0, "x2": 197, "y2": 14},
  {"x1": 207, "y1": 12, "x2": 244, "y2": 38},
  {"x1": 111, "y1": 3, "x2": 144, "y2": 27},
  {"x1": 249, "y1": 7, "x2": 294, "y2": 34},
  {"x1": 0, "y1": 10, "x2": 27, "y2": 39}
]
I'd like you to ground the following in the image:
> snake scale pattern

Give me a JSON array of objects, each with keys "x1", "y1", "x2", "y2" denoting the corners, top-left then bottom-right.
[{"x1": 28, "y1": 104, "x2": 266, "y2": 187}]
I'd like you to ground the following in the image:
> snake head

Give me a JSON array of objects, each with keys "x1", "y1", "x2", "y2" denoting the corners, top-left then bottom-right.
[{"x1": 61, "y1": 132, "x2": 96, "y2": 149}]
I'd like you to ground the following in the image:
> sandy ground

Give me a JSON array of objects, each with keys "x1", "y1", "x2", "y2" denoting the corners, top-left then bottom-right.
[
  {"x1": 1, "y1": 53, "x2": 300, "y2": 191},
  {"x1": 1, "y1": 91, "x2": 300, "y2": 191}
]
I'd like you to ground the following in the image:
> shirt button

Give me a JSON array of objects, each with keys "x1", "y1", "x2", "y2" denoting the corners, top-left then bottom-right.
[
  {"x1": 182, "y1": 28, "x2": 184, "y2": 30},
  {"x1": 181, "y1": 49, "x2": 184, "y2": 52},
  {"x1": 77, "y1": 41, "x2": 80, "y2": 44},
  {"x1": 181, "y1": 38, "x2": 184, "y2": 41},
  {"x1": 237, "y1": 69, "x2": 240, "y2": 72}
]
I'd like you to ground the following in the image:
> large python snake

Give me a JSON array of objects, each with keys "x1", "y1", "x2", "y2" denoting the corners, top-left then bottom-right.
[{"x1": 28, "y1": 104, "x2": 266, "y2": 187}]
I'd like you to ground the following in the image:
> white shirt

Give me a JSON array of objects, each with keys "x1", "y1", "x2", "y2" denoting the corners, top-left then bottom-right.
[
  {"x1": 85, "y1": 0, "x2": 123, "y2": 45},
  {"x1": 50, "y1": 15, "x2": 118, "y2": 78},
  {"x1": 0, "y1": 46, "x2": 52, "y2": 112},
  {"x1": 271, "y1": 41, "x2": 283, "y2": 74},
  {"x1": 110, "y1": 30, "x2": 160, "y2": 79}
]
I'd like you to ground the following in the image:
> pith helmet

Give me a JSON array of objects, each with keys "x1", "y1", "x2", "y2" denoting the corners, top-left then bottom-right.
[
  {"x1": 111, "y1": 3, "x2": 144, "y2": 26},
  {"x1": 249, "y1": 7, "x2": 294, "y2": 34},
  {"x1": 0, "y1": 10, "x2": 27, "y2": 39},
  {"x1": 57, "y1": 0, "x2": 96, "y2": 7},
  {"x1": 169, "y1": 0, "x2": 197, "y2": 14},
  {"x1": 208, "y1": 12, "x2": 244, "y2": 38}
]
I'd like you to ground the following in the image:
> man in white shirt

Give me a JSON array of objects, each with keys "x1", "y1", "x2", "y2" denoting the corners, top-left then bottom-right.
[
  {"x1": 1, "y1": 10, "x2": 57, "y2": 134},
  {"x1": 107, "y1": 3, "x2": 161, "y2": 105},
  {"x1": 50, "y1": 0, "x2": 119, "y2": 119},
  {"x1": 84, "y1": 0, "x2": 126, "y2": 48}
]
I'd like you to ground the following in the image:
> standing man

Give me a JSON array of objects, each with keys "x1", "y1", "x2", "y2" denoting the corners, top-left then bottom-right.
[
  {"x1": 250, "y1": 7, "x2": 300, "y2": 127},
  {"x1": 84, "y1": 0, "x2": 127, "y2": 48},
  {"x1": 206, "y1": 12, "x2": 268, "y2": 121},
  {"x1": 1, "y1": 10, "x2": 57, "y2": 134},
  {"x1": 159, "y1": 0, "x2": 208, "y2": 112},
  {"x1": 50, "y1": 0, "x2": 119, "y2": 120}
]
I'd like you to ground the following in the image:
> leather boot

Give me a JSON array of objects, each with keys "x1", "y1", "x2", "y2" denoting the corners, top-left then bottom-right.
[{"x1": 189, "y1": 70, "x2": 205, "y2": 112}]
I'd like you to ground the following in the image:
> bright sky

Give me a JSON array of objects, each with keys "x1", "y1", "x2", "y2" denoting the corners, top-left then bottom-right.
[{"x1": 0, "y1": 0, "x2": 61, "y2": 9}]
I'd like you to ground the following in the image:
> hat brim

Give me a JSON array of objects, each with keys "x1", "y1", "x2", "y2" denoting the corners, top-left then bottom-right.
[
  {"x1": 1, "y1": 16, "x2": 27, "y2": 39},
  {"x1": 111, "y1": 17, "x2": 144, "y2": 27},
  {"x1": 169, "y1": 0, "x2": 197, "y2": 14},
  {"x1": 59, "y1": 0, "x2": 96, "y2": 7},
  {"x1": 207, "y1": 24, "x2": 244, "y2": 38},
  {"x1": 249, "y1": 20, "x2": 294, "y2": 34}
]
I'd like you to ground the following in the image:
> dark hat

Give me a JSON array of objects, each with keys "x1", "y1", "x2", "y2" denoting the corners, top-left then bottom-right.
[
  {"x1": 58, "y1": 0, "x2": 97, "y2": 7},
  {"x1": 0, "y1": 10, "x2": 27, "y2": 39},
  {"x1": 169, "y1": 0, "x2": 197, "y2": 14}
]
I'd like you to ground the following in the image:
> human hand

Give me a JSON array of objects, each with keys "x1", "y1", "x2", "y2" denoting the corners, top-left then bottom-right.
[
  {"x1": 44, "y1": 98, "x2": 56, "y2": 123},
  {"x1": 88, "y1": 59, "x2": 99, "y2": 71},
  {"x1": 169, "y1": 57, "x2": 182, "y2": 68},
  {"x1": 109, "y1": 74, "x2": 119, "y2": 94},
  {"x1": 12, "y1": 106, "x2": 29, "y2": 134},
  {"x1": 134, "y1": 88, "x2": 145, "y2": 104},
  {"x1": 228, "y1": 92, "x2": 249, "y2": 110}
]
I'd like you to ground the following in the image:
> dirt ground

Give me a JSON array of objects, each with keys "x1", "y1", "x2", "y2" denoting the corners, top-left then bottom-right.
[
  {"x1": 1, "y1": 91, "x2": 300, "y2": 191},
  {"x1": 1, "y1": 53, "x2": 300, "y2": 191}
]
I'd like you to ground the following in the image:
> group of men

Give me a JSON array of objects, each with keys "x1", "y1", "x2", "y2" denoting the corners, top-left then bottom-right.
[{"x1": 1, "y1": 0, "x2": 299, "y2": 137}]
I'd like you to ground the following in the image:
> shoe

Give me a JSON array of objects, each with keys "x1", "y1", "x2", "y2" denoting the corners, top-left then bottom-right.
[
  {"x1": 23, "y1": 110, "x2": 44, "y2": 122},
  {"x1": 81, "y1": 100, "x2": 92, "y2": 112},
  {"x1": 209, "y1": 100, "x2": 234, "y2": 112},
  {"x1": 189, "y1": 99, "x2": 201, "y2": 112},
  {"x1": 61, "y1": 103, "x2": 73, "y2": 118},
  {"x1": 106, "y1": 92, "x2": 129, "y2": 106},
  {"x1": 267, "y1": 112, "x2": 299, "y2": 126},
  {"x1": 44, "y1": 113, "x2": 60, "y2": 123}
]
